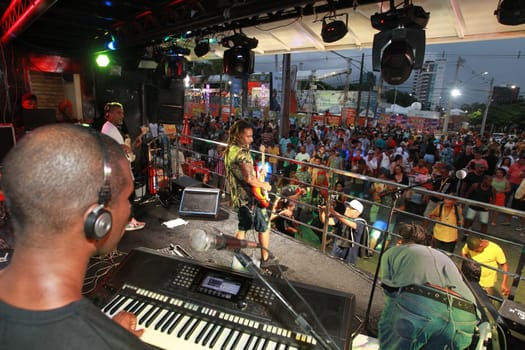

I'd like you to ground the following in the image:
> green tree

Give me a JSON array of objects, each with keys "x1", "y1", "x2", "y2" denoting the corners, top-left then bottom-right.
[
  {"x1": 189, "y1": 59, "x2": 224, "y2": 76},
  {"x1": 486, "y1": 102, "x2": 525, "y2": 129},
  {"x1": 462, "y1": 100, "x2": 525, "y2": 130},
  {"x1": 383, "y1": 89, "x2": 417, "y2": 107}
]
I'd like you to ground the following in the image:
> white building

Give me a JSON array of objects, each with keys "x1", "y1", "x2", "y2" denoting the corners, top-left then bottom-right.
[{"x1": 412, "y1": 59, "x2": 447, "y2": 110}]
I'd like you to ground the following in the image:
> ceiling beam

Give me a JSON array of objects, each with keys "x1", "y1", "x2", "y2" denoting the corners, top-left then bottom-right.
[
  {"x1": 448, "y1": 0, "x2": 466, "y2": 39},
  {"x1": 293, "y1": 20, "x2": 325, "y2": 51},
  {"x1": 1, "y1": 0, "x2": 58, "y2": 44},
  {"x1": 114, "y1": 0, "x2": 383, "y2": 48}
]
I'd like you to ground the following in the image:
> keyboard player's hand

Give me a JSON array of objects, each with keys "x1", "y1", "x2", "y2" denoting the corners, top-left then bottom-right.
[{"x1": 112, "y1": 311, "x2": 145, "y2": 337}]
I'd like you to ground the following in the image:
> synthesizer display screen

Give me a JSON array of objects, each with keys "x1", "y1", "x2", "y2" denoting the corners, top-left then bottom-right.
[{"x1": 199, "y1": 273, "x2": 242, "y2": 300}]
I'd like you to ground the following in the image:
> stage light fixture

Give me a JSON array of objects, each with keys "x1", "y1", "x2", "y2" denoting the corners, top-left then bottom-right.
[
  {"x1": 372, "y1": 27, "x2": 425, "y2": 85},
  {"x1": 380, "y1": 40, "x2": 415, "y2": 85},
  {"x1": 164, "y1": 56, "x2": 187, "y2": 79},
  {"x1": 220, "y1": 32, "x2": 258, "y2": 50},
  {"x1": 166, "y1": 46, "x2": 191, "y2": 56},
  {"x1": 371, "y1": 4, "x2": 429, "y2": 31},
  {"x1": 221, "y1": 32, "x2": 257, "y2": 77},
  {"x1": 96, "y1": 54, "x2": 110, "y2": 67},
  {"x1": 194, "y1": 38, "x2": 210, "y2": 57},
  {"x1": 371, "y1": 5, "x2": 429, "y2": 86},
  {"x1": 321, "y1": 13, "x2": 348, "y2": 43},
  {"x1": 104, "y1": 32, "x2": 118, "y2": 51},
  {"x1": 223, "y1": 47, "x2": 254, "y2": 76},
  {"x1": 495, "y1": 0, "x2": 525, "y2": 25}
]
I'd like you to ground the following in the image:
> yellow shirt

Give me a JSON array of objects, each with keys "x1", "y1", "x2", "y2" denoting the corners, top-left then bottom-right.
[
  {"x1": 430, "y1": 204, "x2": 462, "y2": 243},
  {"x1": 462, "y1": 241, "x2": 507, "y2": 288},
  {"x1": 267, "y1": 145, "x2": 280, "y2": 166}
]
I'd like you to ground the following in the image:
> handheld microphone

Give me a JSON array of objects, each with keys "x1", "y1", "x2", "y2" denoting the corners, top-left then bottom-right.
[{"x1": 190, "y1": 229, "x2": 260, "y2": 252}]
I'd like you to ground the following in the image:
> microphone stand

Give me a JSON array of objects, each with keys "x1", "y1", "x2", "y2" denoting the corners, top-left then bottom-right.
[
  {"x1": 361, "y1": 175, "x2": 439, "y2": 334},
  {"x1": 234, "y1": 252, "x2": 341, "y2": 350}
]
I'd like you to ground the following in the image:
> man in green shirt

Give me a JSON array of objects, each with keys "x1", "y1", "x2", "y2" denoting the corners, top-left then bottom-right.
[{"x1": 225, "y1": 120, "x2": 280, "y2": 269}]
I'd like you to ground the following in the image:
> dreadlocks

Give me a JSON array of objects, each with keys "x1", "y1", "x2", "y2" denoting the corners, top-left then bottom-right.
[
  {"x1": 226, "y1": 119, "x2": 252, "y2": 151},
  {"x1": 398, "y1": 223, "x2": 431, "y2": 246}
]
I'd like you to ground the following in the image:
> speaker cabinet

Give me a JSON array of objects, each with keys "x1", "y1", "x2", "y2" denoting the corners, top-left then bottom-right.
[
  {"x1": 499, "y1": 299, "x2": 525, "y2": 337},
  {"x1": 179, "y1": 187, "x2": 220, "y2": 217},
  {"x1": 157, "y1": 79, "x2": 185, "y2": 124},
  {"x1": 0, "y1": 124, "x2": 16, "y2": 164}
]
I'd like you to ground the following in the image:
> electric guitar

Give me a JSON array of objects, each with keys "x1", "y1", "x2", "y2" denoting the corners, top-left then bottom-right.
[
  {"x1": 252, "y1": 145, "x2": 271, "y2": 208},
  {"x1": 124, "y1": 125, "x2": 149, "y2": 162}
]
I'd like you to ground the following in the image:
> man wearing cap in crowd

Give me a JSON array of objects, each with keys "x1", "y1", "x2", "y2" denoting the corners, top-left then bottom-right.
[{"x1": 320, "y1": 199, "x2": 366, "y2": 265}]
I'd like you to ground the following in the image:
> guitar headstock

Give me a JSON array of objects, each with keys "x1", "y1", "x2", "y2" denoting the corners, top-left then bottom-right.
[
  {"x1": 139, "y1": 125, "x2": 150, "y2": 137},
  {"x1": 259, "y1": 144, "x2": 266, "y2": 153}
]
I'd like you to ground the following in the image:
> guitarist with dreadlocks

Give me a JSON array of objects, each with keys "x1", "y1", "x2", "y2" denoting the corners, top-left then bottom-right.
[{"x1": 225, "y1": 120, "x2": 284, "y2": 272}]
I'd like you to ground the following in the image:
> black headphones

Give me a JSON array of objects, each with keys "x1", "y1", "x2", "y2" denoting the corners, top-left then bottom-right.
[
  {"x1": 104, "y1": 101, "x2": 122, "y2": 119},
  {"x1": 84, "y1": 132, "x2": 113, "y2": 240}
]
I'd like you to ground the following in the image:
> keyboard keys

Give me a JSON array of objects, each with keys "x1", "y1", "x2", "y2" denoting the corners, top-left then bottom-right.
[{"x1": 100, "y1": 292, "x2": 313, "y2": 350}]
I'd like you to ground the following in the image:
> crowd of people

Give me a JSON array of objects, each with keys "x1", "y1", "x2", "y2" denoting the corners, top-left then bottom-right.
[{"x1": 195, "y1": 115, "x2": 525, "y2": 243}]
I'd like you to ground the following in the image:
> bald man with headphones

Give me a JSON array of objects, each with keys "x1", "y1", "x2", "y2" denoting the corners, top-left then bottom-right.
[{"x1": 0, "y1": 125, "x2": 150, "y2": 349}]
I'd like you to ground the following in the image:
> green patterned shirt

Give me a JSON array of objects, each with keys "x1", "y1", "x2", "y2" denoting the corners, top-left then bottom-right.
[{"x1": 225, "y1": 144, "x2": 254, "y2": 208}]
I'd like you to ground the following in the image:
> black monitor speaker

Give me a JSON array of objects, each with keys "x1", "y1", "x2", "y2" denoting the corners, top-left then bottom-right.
[
  {"x1": 156, "y1": 79, "x2": 184, "y2": 124},
  {"x1": 179, "y1": 187, "x2": 220, "y2": 217}
]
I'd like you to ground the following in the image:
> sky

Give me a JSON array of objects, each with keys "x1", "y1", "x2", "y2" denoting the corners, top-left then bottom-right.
[{"x1": 253, "y1": 37, "x2": 525, "y2": 105}]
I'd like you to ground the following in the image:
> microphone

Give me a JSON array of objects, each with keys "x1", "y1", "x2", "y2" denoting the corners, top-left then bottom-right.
[
  {"x1": 432, "y1": 168, "x2": 467, "y2": 182},
  {"x1": 190, "y1": 229, "x2": 260, "y2": 252},
  {"x1": 455, "y1": 168, "x2": 468, "y2": 180}
]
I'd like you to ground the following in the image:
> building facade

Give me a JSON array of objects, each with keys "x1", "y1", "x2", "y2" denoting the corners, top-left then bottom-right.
[{"x1": 411, "y1": 59, "x2": 447, "y2": 110}]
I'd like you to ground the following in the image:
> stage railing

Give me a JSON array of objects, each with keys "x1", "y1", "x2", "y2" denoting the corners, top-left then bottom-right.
[{"x1": 169, "y1": 134, "x2": 525, "y2": 304}]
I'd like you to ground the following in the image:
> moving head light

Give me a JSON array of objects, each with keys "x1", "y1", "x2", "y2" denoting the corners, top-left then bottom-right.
[
  {"x1": 194, "y1": 39, "x2": 210, "y2": 57},
  {"x1": 372, "y1": 27, "x2": 426, "y2": 85},
  {"x1": 495, "y1": 0, "x2": 525, "y2": 25},
  {"x1": 221, "y1": 33, "x2": 258, "y2": 50},
  {"x1": 321, "y1": 13, "x2": 348, "y2": 43},
  {"x1": 371, "y1": 4, "x2": 429, "y2": 86},
  {"x1": 223, "y1": 47, "x2": 255, "y2": 76},
  {"x1": 221, "y1": 32, "x2": 257, "y2": 76},
  {"x1": 371, "y1": 4, "x2": 429, "y2": 31}
]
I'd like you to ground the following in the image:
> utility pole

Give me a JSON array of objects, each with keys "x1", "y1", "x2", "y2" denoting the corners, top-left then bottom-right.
[
  {"x1": 442, "y1": 56, "x2": 463, "y2": 135},
  {"x1": 281, "y1": 53, "x2": 291, "y2": 138},
  {"x1": 341, "y1": 58, "x2": 352, "y2": 126},
  {"x1": 480, "y1": 77, "x2": 494, "y2": 136},
  {"x1": 355, "y1": 52, "x2": 364, "y2": 129}
]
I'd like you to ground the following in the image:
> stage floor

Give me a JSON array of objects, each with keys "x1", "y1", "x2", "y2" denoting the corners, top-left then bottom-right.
[{"x1": 113, "y1": 195, "x2": 385, "y2": 340}]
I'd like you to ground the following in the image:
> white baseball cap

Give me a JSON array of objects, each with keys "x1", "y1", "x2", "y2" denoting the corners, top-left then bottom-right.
[{"x1": 345, "y1": 199, "x2": 363, "y2": 214}]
